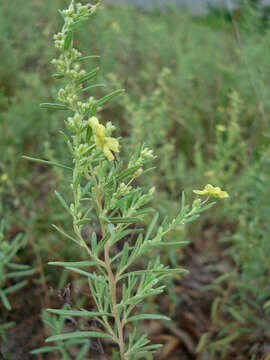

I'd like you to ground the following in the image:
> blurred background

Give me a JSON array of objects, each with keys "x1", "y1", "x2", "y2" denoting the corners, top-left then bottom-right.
[{"x1": 1, "y1": 0, "x2": 270, "y2": 359}]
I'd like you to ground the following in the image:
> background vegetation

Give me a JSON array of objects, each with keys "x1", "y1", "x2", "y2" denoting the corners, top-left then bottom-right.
[{"x1": 1, "y1": 0, "x2": 270, "y2": 359}]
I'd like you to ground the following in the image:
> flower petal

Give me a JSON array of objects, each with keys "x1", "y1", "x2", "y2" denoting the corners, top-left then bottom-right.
[
  {"x1": 103, "y1": 145, "x2": 114, "y2": 161},
  {"x1": 107, "y1": 137, "x2": 119, "y2": 153}
]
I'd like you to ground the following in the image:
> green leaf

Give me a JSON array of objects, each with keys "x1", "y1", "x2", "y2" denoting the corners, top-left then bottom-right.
[
  {"x1": 0, "y1": 290, "x2": 11, "y2": 310},
  {"x1": 117, "y1": 242, "x2": 130, "y2": 273},
  {"x1": 55, "y1": 191, "x2": 71, "y2": 214},
  {"x1": 86, "y1": 124, "x2": 93, "y2": 143},
  {"x1": 22, "y1": 156, "x2": 72, "y2": 171},
  {"x1": 213, "y1": 272, "x2": 235, "y2": 284},
  {"x1": 46, "y1": 331, "x2": 112, "y2": 343},
  {"x1": 40, "y1": 103, "x2": 69, "y2": 110},
  {"x1": 82, "y1": 84, "x2": 106, "y2": 93},
  {"x1": 145, "y1": 213, "x2": 159, "y2": 241},
  {"x1": 46, "y1": 309, "x2": 111, "y2": 317},
  {"x1": 59, "y1": 130, "x2": 73, "y2": 154},
  {"x1": 7, "y1": 268, "x2": 36, "y2": 278},
  {"x1": 108, "y1": 217, "x2": 138, "y2": 224},
  {"x1": 52, "y1": 73, "x2": 64, "y2": 79},
  {"x1": 66, "y1": 267, "x2": 106, "y2": 283},
  {"x1": 75, "y1": 218, "x2": 91, "y2": 226},
  {"x1": 105, "y1": 165, "x2": 142, "y2": 188},
  {"x1": 147, "y1": 241, "x2": 189, "y2": 248},
  {"x1": 209, "y1": 333, "x2": 240, "y2": 350},
  {"x1": 4, "y1": 280, "x2": 27, "y2": 295},
  {"x1": 183, "y1": 214, "x2": 200, "y2": 224},
  {"x1": 69, "y1": 19, "x2": 87, "y2": 31},
  {"x1": 211, "y1": 297, "x2": 221, "y2": 322},
  {"x1": 48, "y1": 261, "x2": 99, "y2": 268},
  {"x1": 52, "y1": 224, "x2": 81, "y2": 246},
  {"x1": 227, "y1": 307, "x2": 245, "y2": 323},
  {"x1": 74, "y1": 55, "x2": 100, "y2": 63},
  {"x1": 64, "y1": 31, "x2": 73, "y2": 50},
  {"x1": 91, "y1": 232, "x2": 97, "y2": 252},
  {"x1": 95, "y1": 89, "x2": 125, "y2": 108},
  {"x1": 126, "y1": 314, "x2": 170, "y2": 324},
  {"x1": 77, "y1": 67, "x2": 99, "y2": 85},
  {"x1": 76, "y1": 342, "x2": 90, "y2": 360},
  {"x1": 120, "y1": 268, "x2": 188, "y2": 279},
  {"x1": 0, "y1": 322, "x2": 15, "y2": 332},
  {"x1": 30, "y1": 346, "x2": 58, "y2": 355},
  {"x1": 196, "y1": 333, "x2": 209, "y2": 353},
  {"x1": 7, "y1": 263, "x2": 31, "y2": 270},
  {"x1": 94, "y1": 233, "x2": 110, "y2": 256}
]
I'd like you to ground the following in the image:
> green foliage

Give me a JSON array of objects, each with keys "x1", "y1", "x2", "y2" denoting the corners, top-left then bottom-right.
[
  {"x1": 32, "y1": 2, "x2": 222, "y2": 359},
  {"x1": 31, "y1": 310, "x2": 91, "y2": 360},
  {"x1": 0, "y1": 220, "x2": 33, "y2": 339}
]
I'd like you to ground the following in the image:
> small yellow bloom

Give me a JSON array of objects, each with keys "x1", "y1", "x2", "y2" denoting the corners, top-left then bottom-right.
[
  {"x1": 89, "y1": 116, "x2": 105, "y2": 138},
  {"x1": 193, "y1": 184, "x2": 229, "y2": 198},
  {"x1": 204, "y1": 170, "x2": 214, "y2": 177},
  {"x1": 216, "y1": 124, "x2": 226, "y2": 132},
  {"x1": 217, "y1": 106, "x2": 224, "y2": 113},
  {"x1": 1, "y1": 173, "x2": 8, "y2": 182},
  {"x1": 89, "y1": 117, "x2": 119, "y2": 161}
]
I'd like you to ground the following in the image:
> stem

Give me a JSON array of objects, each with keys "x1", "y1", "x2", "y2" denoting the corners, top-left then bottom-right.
[
  {"x1": 91, "y1": 164, "x2": 126, "y2": 360},
  {"x1": 104, "y1": 242, "x2": 126, "y2": 360}
]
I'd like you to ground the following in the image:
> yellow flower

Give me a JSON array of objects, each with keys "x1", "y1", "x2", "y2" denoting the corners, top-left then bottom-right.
[
  {"x1": 217, "y1": 106, "x2": 224, "y2": 113},
  {"x1": 204, "y1": 170, "x2": 214, "y2": 177},
  {"x1": 216, "y1": 124, "x2": 226, "y2": 132},
  {"x1": 193, "y1": 184, "x2": 229, "y2": 198},
  {"x1": 89, "y1": 117, "x2": 119, "y2": 161},
  {"x1": 89, "y1": 116, "x2": 105, "y2": 138},
  {"x1": 1, "y1": 173, "x2": 8, "y2": 182}
]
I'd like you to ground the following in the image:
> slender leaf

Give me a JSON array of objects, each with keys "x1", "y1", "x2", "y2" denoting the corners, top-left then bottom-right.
[
  {"x1": 95, "y1": 89, "x2": 125, "y2": 108},
  {"x1": 66, "y1": 267, "x2": 106, "y2": 283},
  {"x1": 40, "y1": 103, "x2": 69, "y2": 110},
  {"x1": 48, "y1": 261, "x2": 99, "y2": 268},
  {"x1": 126, "y1": 314, "x2": 170, "y2": 324},
  {"x1": 46, "y1": 309, "x2": 111, "y2": 317},
  {"x1": 52, "y1": 224, "x2": 81, "y2": 246},
  {"x1": 31, "y1": 346, "x2": 58, "y2": 355},
  {"x1": 46, "y1": 331, "x2": 112, "y2": 342},
  {"x1": 74, "y1": 55, "x2": 100, "y2": 63},
  {"x1": 77, "y1": 67, "x2": 99, "y2": 85},
  {"x1": 22, "y1": 156, "x2": 72, "y2": 171},
  {"x1": 0, "y1": 290, "x2": 11, "y2": 310},
  {"x1": 64, "y1": 31, "x2": 73, "y2": 50}
]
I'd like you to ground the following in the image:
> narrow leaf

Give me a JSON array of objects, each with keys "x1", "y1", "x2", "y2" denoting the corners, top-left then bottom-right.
[
  {"x1": 82, "y1": 84, "x2": 106, "y2": 92},
  {"x1": 77, "y1": 67, "x2": 99, "y2": 85},
  {"x1": 145, "y1": 213, "x2": 159, "y2": 241},
  {"x1": 52, "y1": 224, "x2": 81, "y2": 246},
  {"x1": 4, "y1": 280, "x2": 27, "y2": 294},
  {"x1": 31, "y1": 346, "x2": 58, "y2": 355},
  {"x1": 52, "y1": 73, "x2": 64, "y2": 79},
  {"x1": 126, "y1": 314, "x2": 170, "y2": 324},
  {"x1": 22, "y1": 156, "x2": 72, "y2": 171},
  {"x1": 64, "y1": 31, "x2": 73, "y2": 50},
  {"x1": 55, "y1": 191, "x2": 71, "y2": 213},
  {"x1": 66, "y1": 267, "x2": 106, "y2": 283},
  {"x1": 48, "y1": 261, "x2": 99, "y2": 268},
  {"x1": 0, "y1": 290, "x2": 11, "y2": 310},
  {"x1": 108, "y1": 217, "x2": 138, "y2": 224},
  {"x1": 46, "y1": 331, "x2": 112, "y2": 342},
  {"x1": 95, "y1": 89, "x2": 125, "y2": 108},
  {"x1": 40, "y1": 103, "x2": 69, "y2": 110},
  {"x1": 74, "y1": 55, "x2": 100, "y2": 62},
  {"x1": 47, "y1": 309, "x2": 111, "y2": 317}
]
